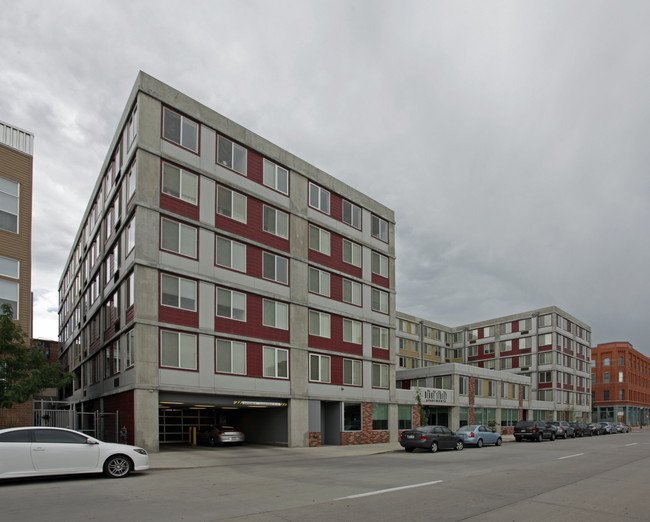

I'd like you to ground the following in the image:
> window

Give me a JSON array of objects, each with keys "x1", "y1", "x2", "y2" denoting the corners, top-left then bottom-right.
[
  {"x1": 162, "y1": 163, "x2": 198, "y2": 205},
  {"x1": 459, "y1": 376, "x2": 469, "y2": 395},
  {"x1": 2, "y1": 176, "x2": 21, "y2": 232},
  {"x1": 603, "y1": 372, "x2": 610, "y2": 383},
  {"x1": 263, "y1": 299, "x2": 288, "y2": 330},
  {"x1": 263, "y1": 159, "x2": 288, "y2": 194},
  {"x1": 475, "y1": 379, "x2": 484, "y2": 395},
  {"x1": 603, "y1": 357, "x2": 610, "y2": 366},
  {"x1": 369, "y1": 288, "x2": 387, "y2": 314},
  {"x1": 619, "y1": 389, "x2": 625, "y2": 400},
  {"x1": 309, "y1": 225, "x2": 330, "y2": 255},
  {"x1": 263, "y1": 347, "x2": 288, "y2": 378},
  {"x1": 500, "y1": 340, "x2": 512, "y2": 352},
  {"x1": 538, "y1": 314, "x2": 552, "y2": 327},
  {"x1": 488, "y1": 380, "x2": 496, "y2": 397},
  {"x1": 309, "y1": 183, "x2": 329, "y2": 214},
  {"x1": 263, "y1": 206, "x2": 289, "y2": 239},
  {"x1": 160, "y1": 330, "x2": 197, "y2": 369},
  {"x1": 216, "y1": 288, "x2": 246, "y2": 321},
  {"x1": 371, "y1": 252, "x2": 389, "y2": 278},
  {"x1": 519, "y1": 355, "x2": 532, "y2": 367},
  {"x1": 162, "y1": 108, "x2": 198, "y2": 152},
  {"x1": 539, "y1": 371, "x2": 552, "y2": 383},
  {"x1": 372, "y1": 326, "x2": 388, "y2": 349},
  {"x1": 618, "y1": 371, "x2": 624, "y2": 383},
  {"x1": 262, "y1": 252, "x2": 288, "y2": 284},
  {"x1": 125, "y1": 216, "x2": 136, "y2": 253},
  {"x1": 217, "y1": 136, "x2": 247, "y2": 175},
  {"x1": 618, "y1": 356, "x2": 625, "y2": 366},
  {"x1": 161, "y1": 218, "x2": 197, "y2": 258},
  {"x1": 343, "y1": 319, "x2": 362, "y2": 344},
  {"x1": 372, "y1": 363, "x2": 389, "y2": 388},
  {"x1": 309, "y1": 353, "x2": 331, "y2": 382},
  {"x1": 538, "y1": 390, "x2": 552, "y2": 401},
  {"x1": 309, "y1": 310, "x2": 331, "y2": 338},
  {"x1": 342, "y1": 200, "x2": 361, "y2": 229},
  {"x1": 216, "y1": 236, "x2": 246, "y2": 272},
  {"x1": 501, "y1": 358, "x2": 513, "y2": 369},
  {"x1": 344, "y1": 403, "x2": 362, "y2": 430},
  {"x1": 343, "y1": 359, "x2": 362, "y2": 386},
  {"x1": 373, "y1": 404, "x2": 388, "y2": 430},
  {"x1": 342, "y1": 239, "x2": 361, "y2": 267},
  {"x1": 309, "y1": 267, "x2": 330, "y2": 296},
  {"x1": 161, "y1": 274, "x2": 196, "y2": 311},
  {"x1": 499, "y1": 322, "x2": 512, "y2": 335},
  {"x1": 125, "y1": 272, "x2": 135, "y2": 308},
  {"x1": 126, "y1": 162, "x2": 137, "y2": 201},
  {"x1": 484, "y1": 343, "x2": 495, "y2": 354},
  {"x1": 216, "y1": 340, "x2": 246, "y2": 374},
  {"x1": 468, "y1": 346, "x2": 478, "y2": 357},
  {"x1": 539, "y1": 352, "x2": 553, "y2": 365},
  {"x1": 371, "y1": 215, "x2": 388, "y2": 242},
  {"x1": 603, "y1": 390, "x2": 610, "y2": 401},
  {"x1": 217, "y1": 186, "x2": 247, "y2": 223},
  {"x1": 125, "y1": 330, "x2": 134, "y2": 368},
  {"x1": 538, "y1": 333, "x2": 552, "y2": 346},
  {"x1": 0, "y1": 256, "x2": 19, "y2": 279},
  {"x1": 126, "y1": 105, "x2": 138, "y2": 149},
  {"x1": 0, "y1": 279, "x2": 18, "y2": 318},
  {"x1": 342, "y1": 279, "x2": 362, "y2": 306},
  {"x1": 113, "y1": 341, "x2": 121, "y2": 374},
  {"x1": 398, "y1": 405, "x2": 412, "y2": 430}
]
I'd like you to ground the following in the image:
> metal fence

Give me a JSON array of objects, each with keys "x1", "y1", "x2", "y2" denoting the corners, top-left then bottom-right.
[{"x1": 33, "y1": 400, "x2": 119, "y2": 442}]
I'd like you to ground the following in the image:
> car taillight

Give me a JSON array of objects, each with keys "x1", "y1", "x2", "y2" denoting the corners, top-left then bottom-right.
[
  {"x1": 532, "y1": 427, "x2": 537, "y2": 432},
  {"x1": 420, "y1": 435, "x2": 427, "y2": 440},
  {"x1": 470, "y1": 432, "x2": 475, "y2": 438}
]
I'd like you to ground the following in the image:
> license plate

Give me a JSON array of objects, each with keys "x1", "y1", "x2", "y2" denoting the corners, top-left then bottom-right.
[{"x1": 407, "y1": 435, "x2": 415, "y2": 439}]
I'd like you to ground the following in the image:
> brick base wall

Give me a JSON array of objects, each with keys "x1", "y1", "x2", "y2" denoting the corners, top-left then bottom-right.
[
  {"x1": 0, "y1": 402, "x2": 33, "y2": 429},
  {"x1": 309, "y1": 432, "x2": 322, "y2": 447}
]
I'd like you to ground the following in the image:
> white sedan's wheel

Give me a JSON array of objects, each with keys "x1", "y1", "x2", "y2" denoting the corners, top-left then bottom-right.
[{"x1": 103, "y1": 455, "x2": 132, "y2": 478}]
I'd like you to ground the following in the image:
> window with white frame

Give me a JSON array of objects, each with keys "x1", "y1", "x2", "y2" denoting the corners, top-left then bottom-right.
[
  {"x1": 343, "y1": 359, "x2": 362, "y2": 385},
  {"x1": 488, "y1": 380, "x2": 496, "y2": 397},
  {"x1": 372, "y1": 363, "x2": 389, "y2": 388},
  {"x1": 468, "y1": 346, "x2": 478, "y2": 357},
  {"x1": 342, "y1": 239, "x2": 361, "y2": 267},
  {"x1": 308, "y1": 182, "x2": 330, "y2": 214},
  {"x1": 263, "y1": 347, "x2": 288, "y2": 378},
  {"x1": 0, "y1": 256, "x2": 19, "y2": 279},
  {"x1": 309, "y1": 353, "x2": 331, "y2": 382},
  {"x1": 342, "y1": 200, "x2": 361, "y2": 229},
  {"x1": 309, "y1": 310, "x2": 331, "y2": 338},
  {"x1": 0, "y1": 176, "x2": 19, "y2": 234},
  {"x1": 343, "y1": 319, "x2": 362, "y2": 344},
  {"x1": 126, "y1": 105, "x2": 138, "y2": 149},
  {"x1": 126, "y1": 162, "x2": 137, "y2": 201},
  {"x1": 308, "y1": 267, "x2": 330, "y2": 296},
  {"x1": 216, "y1": 339, "x2": 246, "y2": 374},
  {"x1": 263, "y1": 159, "x2": 288, "y2": 194},
  {"x1": 484, "y1": 360, "x2": 495, "y2": 369},
  {"x1": 309, "y1": 225, "x2": 330, "y2": 255},
  {"x1": 216, "y1": 236, "x2": 246, "y2": 272},
  {"x1": 125, "y1": 272, "x2": 135, "y2": 308},
  {"x1": 0, "y1": 279, "x2": 18, "y2": 318},
  {"x1": 371, "y1": 252, "x2": 389, "y2": 278},
  {"x1": 501, "y1": 358, "x2": 513, "y2": 369},
  {"x1": 342, "y1": 279, "x2": 361, "y2": 306},
  {"x1": 475, "y1": 379, "x2": 484, "y2": 395},
  {"x1": 217, "y1": 186, "x2": 247, "y2": 223},
  {"x1": 500, "y1": 340, "x2": 512, "y2": 352},
  {"x1": 216, "y1": 287, "x2": 246, "y2": 321},
  {"x1": 125, "y1": 216, "x2": 136, "y2": 254},
  {"x1": 519, "y1": 355, "x2": 532, "y2": 367},
  {"x1": 161, "y1": 274, "x2": 196, "y2": 311},
  {"x1": 519, "y1": 337, "x2": 532, "y2": 350},
  {"x1": 538, "y1": 333, "x2": 552, "y2": 346},
  {"x1": 371, "y1": 215, "x2": 388, "y2": 242},
  {"x1": 160, "y1": 330, "x2": 197, "y2": 369},
  {"x1": 499, "y1": 322, "x2": 512, "y2": 335},
  {"x1": 371, "y1": 288, "x2": 388, "y2": 313},
  {"x1": 263, "y1": 205, "x2": 289, "y2": 239},
  {"x1": 459, "y1": 376, "x2": 469, "y2": 395},
  {"x1": 217, "y1": 136, "x2": 247, "y2": 175},
  {"x1": 539, "y1": 371, "x2": 552, "y2": 383},
  {"x1": 263, "y1": 299, "x2": 288, "y2": 330},
  {"x1": 372, "y1": 326, "x2": 388, "y2": 349},
  {"x1": 262, "y1": 252, "x2": 288, "y2": 284},
  {"x1": 538, "y1": 314, "x2": 552, "y2": 327},
  {"x1": 161, "y1": 218, "x2": 197, "y2": 258},
  {"x1": 125, "y1": 329, "x2": 134, "y2": 368},
  {"x1": 484, "y1": 343, "x2": 495, "y2": 354},
  {"x1": 162, "y1": 163, "x2": 198, "y2": 205},
  {"x1": 163, "y1": 107, "x2": 199, "y2": 152}
]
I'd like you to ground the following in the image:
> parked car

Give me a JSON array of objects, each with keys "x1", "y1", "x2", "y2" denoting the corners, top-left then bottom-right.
[
  {"x1": 514, "y1": 420, "x2": 556, "y2": 442},
  {"x1": 456, "y1": 425, "x2": 502, "y2": 448},
  {"x1": 0, "y1": 426, "x2": 149, "y2": 480},
  {"x1": 616, "y1": 422, "x2": 630, "y2": 433},
  {"x1": 601, "y1": 422, "x2": 618, "y2": 434},
  {"x1": 550, "y1": 421, "x2": 575, "y2": 439},
  {"x1": 569, "y1": 422, "x2": 592, "y2": 437},
  {"x1": 400, "y1": 425, "x2": 465, "y2": 453},
  {"x1": 589, "y1": 423, "x2": 606, "y2": 435},
  {"x1": 197, "y1": 425, "x2": 245, "y2": 446}
]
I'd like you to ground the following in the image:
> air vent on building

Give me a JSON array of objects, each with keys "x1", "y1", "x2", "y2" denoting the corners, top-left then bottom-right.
[
  {"x1": 521, "y1": 330, "x2": 529, "y2": 335},
  {"x1": 470, "y1": 340, "x2": 476, "y2": 344},
  {"x1": 114, "y1": 270, "x2": 119, "y2": 283}
]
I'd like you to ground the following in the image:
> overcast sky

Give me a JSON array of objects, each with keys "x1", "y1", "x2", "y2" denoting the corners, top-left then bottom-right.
[{"x1": 2, "y1": 1, "x2": 649, "y2": 355}]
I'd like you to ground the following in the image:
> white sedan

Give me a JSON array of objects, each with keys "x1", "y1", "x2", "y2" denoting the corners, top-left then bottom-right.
[{"x1": 0, "y1": 426, "x2": 149, "y2": 479}]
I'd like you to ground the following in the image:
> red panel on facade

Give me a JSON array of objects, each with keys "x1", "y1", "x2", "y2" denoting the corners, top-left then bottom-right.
[
  {"x1": 371, "y1": 273, "x2": 390, "y2": 288},
  {"x1": 330, "y1": 356, "x2": 343, "y2": 385},
  {"x1": 245, "y1": 294, "x2": 290, "y2": 343},
  {"x1": 372, "y1": 348, "x2": 390, "y2": 360},
  {"x1": 160, "y1": 193, "x2": 200, "y2": 221},
  {"x1": 246, "y1": 343, "x2": 264, "y2": 378},
  {"x1": 102, "y1": 390, "x2": 135, "y2": 445},
  {"x1": 248, "y1": 149, "x2": 263, "y2": 185},
  {"x1": 159, "y1": 306, "x2": 199, "y2": 328},
  {"x1": 330, "y1": 192, "x2": 342, "y2": 223}
]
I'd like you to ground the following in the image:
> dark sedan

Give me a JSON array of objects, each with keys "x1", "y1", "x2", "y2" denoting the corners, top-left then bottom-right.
[
  {"x1": 400, "y1": 425, "x2": 464, "y2": 453},
  {"x1": 589, "y1": 423, "x2": 606, "y2": 435}
]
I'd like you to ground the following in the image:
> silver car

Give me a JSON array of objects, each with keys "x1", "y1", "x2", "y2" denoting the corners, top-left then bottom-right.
[{"x1": 456, "y1": 425, "x2": 502, "y2": 448}]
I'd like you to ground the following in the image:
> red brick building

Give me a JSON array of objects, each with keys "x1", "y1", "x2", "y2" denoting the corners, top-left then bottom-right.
[{"x1": 591, "y1": 342, "x2": 649, "y2": 426}]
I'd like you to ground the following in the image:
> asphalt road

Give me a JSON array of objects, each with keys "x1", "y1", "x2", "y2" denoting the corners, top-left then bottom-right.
[{"x1": 1, "y1": 430, "x2": 649, "y2": 521}]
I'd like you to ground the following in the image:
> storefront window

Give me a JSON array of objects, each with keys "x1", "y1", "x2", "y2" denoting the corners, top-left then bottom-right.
[
  {"x1": 398, "y1": 405, "x2": 412, "y2": 429},
  {"x1": 343, "y1": 402, "x2": 361, "y2": 431},
  {"x1": 373, "y1": 404, "x2": 388, "y2": 430}
]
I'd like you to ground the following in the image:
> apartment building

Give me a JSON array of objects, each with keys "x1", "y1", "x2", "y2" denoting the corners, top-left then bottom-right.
[
  {"x1": 57, "y1": 72, "x2": 397, "y2": 451},
  {"x1": 0, "y1": 121, "x2": 34, "y2": 428},
  {"x1": 396, "y1": 306, "x2": 592, "y2": 424},
  {"x1": 591, "y1": 342, "x2": 649, "y2": 426}
]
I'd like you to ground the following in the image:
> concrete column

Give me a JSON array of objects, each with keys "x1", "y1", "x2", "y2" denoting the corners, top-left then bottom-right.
[
  {"x1": 133, "y1": 388, "x2": 159, "y2": 452},
  {"x1": 288, "y1": 398, "x2": 309, "y2": 448}
]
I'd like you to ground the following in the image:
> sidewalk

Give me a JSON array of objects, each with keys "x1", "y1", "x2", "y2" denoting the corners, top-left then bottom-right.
[{"x1": 149, "y1": 435, "x2": 517, "y2": 470}]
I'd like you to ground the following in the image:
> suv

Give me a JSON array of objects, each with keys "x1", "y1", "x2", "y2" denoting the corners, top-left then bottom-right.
[
  {"x1": 514, "y1": 420, "x2": 556, "y2": 442},
  {"x1": 550, "y1": 421, "x2": 575, "y2": 439},
  {"x1": 570, "y1": 422, "x2": 592, "y2": 437}
]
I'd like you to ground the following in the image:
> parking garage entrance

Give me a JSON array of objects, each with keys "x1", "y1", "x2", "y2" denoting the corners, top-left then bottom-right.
[{"x1": 158, "y1": 392, "x2": 288, "y2": 446}]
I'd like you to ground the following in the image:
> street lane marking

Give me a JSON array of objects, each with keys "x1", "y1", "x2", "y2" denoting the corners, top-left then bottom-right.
[
  {"x1": 335, "y1": 480, "x2": 443, "y2": 500},
  {"x1": 626, "y1": 443, "x2": 638, "y2": 446},
  {"x1": 557, "y1": 453, "x2": 584, "y2": 460}
]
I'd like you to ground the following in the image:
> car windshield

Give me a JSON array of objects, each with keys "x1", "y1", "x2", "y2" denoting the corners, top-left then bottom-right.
[
  {"x1": 456, "y1": 426, "x2": 475, "y2": 432},
  {"x1": 516, "y1": 421, "x2": 534, "y2": 427},
  {"x1": 414, "y1": 426, "x2": 434, "y2": 433}
]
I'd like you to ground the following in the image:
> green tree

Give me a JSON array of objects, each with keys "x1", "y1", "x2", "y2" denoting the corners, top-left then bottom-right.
[
  {"x1": 0, "y1": 304, "x2": 71, "y2": 409},
  {"x1": 416, "y1": 388, "x2": 428, "y2": 426}
]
